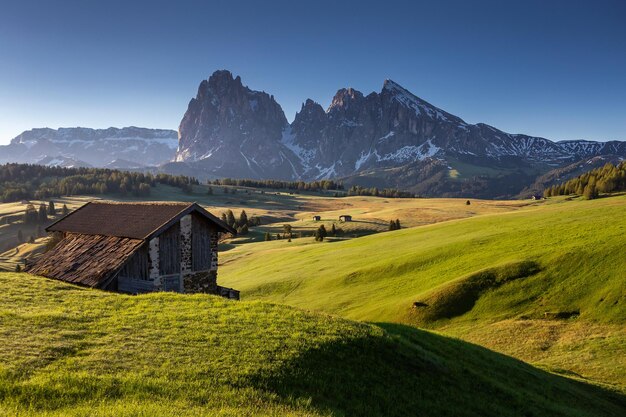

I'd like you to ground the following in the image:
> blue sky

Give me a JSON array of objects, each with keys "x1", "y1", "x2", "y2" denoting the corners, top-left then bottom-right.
[{"x1": 0, "y1": 0, "x2": 625, "y2": 144}]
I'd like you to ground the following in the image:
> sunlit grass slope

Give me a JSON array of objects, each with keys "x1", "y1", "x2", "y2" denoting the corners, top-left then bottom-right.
[
  {"x1": 220, "y1": 195, "x2": 626, "y2": 389},
  {"x1": 0, "y1": 272, "x2": 624, "y2": 416}
]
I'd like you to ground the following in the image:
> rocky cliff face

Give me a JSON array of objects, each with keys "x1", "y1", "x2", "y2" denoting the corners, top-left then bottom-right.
[
  {"x1": 0, "y1": 127, "x2": 177, "y2": 168},
  {"x1": 172, "y1": 70, "x2": 626, "y2": 196},
  {"x1": 176, "y1": 70, "x2": 300, "y2": 179}
]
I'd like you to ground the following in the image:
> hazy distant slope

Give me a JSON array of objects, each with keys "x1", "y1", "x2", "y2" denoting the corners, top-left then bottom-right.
[
  {"x1": 0, "y1": 272, "x2": 624, "y2": 416},
  {"x1": 0, "y1": 127, "x2": 177, "y2": 168}
]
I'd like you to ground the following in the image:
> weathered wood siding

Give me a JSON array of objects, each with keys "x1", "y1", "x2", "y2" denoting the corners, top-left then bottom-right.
[
  {"x1": 191, "y1": 214, "x2": 214, "y2": 271},
  {"x1": 159, "y1": 221, "x2": 180, "y2": 275},
  {"x1": 117, "y1": 276, "x2": 156, "y2": 294},
  {"x1": 118, "y1": 245, "x2": 149, "y2": 280}
]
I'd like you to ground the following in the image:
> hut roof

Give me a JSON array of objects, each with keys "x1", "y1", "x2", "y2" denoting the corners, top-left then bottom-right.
[
  {"x1": 47, "y1": 201, "x2": 235, "y2": 238},
  {"x1": 28, "y1": 233, "x2": 144, "y2": 287}
]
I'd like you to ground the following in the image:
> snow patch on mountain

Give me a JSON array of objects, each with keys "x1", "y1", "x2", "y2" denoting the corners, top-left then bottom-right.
[
  {"x1": 378, "y1": 131, "x2": 395, "y2": 143},
  {"x1": 281, "y1": 127, "x2": 315, "y2": 168},
  {"x1": 379, "y1": 140, "x2": 441, "y2": 163}
]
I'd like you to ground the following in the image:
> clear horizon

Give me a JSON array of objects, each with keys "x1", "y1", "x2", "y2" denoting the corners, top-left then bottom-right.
[{"x1": 1, "y1": 0, "x2": 625, "y2": 145}]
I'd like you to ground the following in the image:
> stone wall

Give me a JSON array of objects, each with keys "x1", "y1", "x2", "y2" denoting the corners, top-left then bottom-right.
[
  {"x1": 183, "y1": 270, "x2": 218, "y2": 294},
  {"x1": 210, "y1": 232, "x2": 218, "y2": 271},
  {"x1": 180, "y1": 214, "x2": 192, "y2": 278},
  {"x1": 148, "y1": 237, "x2": 160, "y2": 287}
]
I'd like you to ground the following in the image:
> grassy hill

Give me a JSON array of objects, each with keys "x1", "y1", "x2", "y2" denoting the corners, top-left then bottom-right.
[
  {"x1": 219, "y1": 195, "x2": 626, "y2": 390},
  {"x1": 0, "y1": 272, "x2": 624, "y2": 416}
]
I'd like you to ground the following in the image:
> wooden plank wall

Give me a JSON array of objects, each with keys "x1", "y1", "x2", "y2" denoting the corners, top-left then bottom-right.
[
  {"x1": 192, "y1": 213, "x2": 215, "y2": 271},
  {"x1": 118, "y1": 245, "x2": 149, "y2": 280},
  {"x1": 159, "y1": 221, "x2": 180, "y2": 275},
  {"x1": 118, "y1": 276, "x2": 158, "y2": 294}
]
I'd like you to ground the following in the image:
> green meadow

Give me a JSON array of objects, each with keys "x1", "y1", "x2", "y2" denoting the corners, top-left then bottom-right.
[
  {"x1": 219, "y1": 195, "x2": 626, "y2": 391},
  {"x1": 0, "y1": 272, "x2": 624, "y2": 416},
  {"x1": 1, "y1": 187, "x2": 625, "y2": 415}
]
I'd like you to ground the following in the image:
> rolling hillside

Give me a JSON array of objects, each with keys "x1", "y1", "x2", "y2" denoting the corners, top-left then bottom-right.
[
  {"x1": 0, "y1": 272, "x2": 624, "y2": 416},
  {"x1": 219, "y1": 195, "x2": 626, "y2": 390}
]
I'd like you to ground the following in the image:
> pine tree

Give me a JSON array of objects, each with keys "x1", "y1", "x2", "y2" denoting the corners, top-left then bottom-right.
[
  {"x1": 264, "y1": 232, "x2": 271, "y2": 241},
  {"x1": 466, "y1": 200, "x2": 471, "y2": 205},
  {"x1": 15, "y1": 264, "x2": 21, "y2": 273},
  {"x1": 226, "y1": 210, "x2": 236, "y2": 228},
  {"x1": 389, "y1": 220, "x2": 396, "y2": 231},
  {"x1": 575, "y1": 182, "x2": 585, "y2": 195},
  {"x1": 38, "y1": 204, "x2": 48, "y2": 223},
  {"x1": 23, "y1": 204, "x2": 38, "y2": 224},
  {"x1": 331, "y1": 223, "x2": 337, "y2": 236},
  {"x1": 316, "y1": 224, "x2": 328, "y2": 241},
  {"x1": 62, "y1": 204, "x2": 69, "y2": 215},
  {"x1": 583, "y1": 184, "x2": 598, "y2": 200},
  {"x1": 239, "y1": 210, "x2": 248, "y2": 227},
  {"x1": 47, "y1": 201, "x2": 56, "y2": 215},
  {"x1": 28, "y1": 235, "x2": 35, "y2": 243},
  {"x1": 395, "y1": 219, "x2": 401, "y2": 229}
]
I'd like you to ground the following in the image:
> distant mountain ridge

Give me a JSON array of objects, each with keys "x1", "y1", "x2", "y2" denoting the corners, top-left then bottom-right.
[
  {"x1": 0, "y1": 127, "x2": 177, "y2": 168},
  {"x1": 171, "y1": 70, "x2": 625, "y2": 197},
  {"x1": 2, "y1": 71, "x2": 624, "y2": 198}
]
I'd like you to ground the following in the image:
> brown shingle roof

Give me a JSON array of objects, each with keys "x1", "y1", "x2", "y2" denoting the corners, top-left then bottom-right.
[
  {"x1": 47, "y1": 201, "x2": 234, "y2": 238},
  {"x1": 28, "y1": 233, "x2": 144, "y2": 287}
]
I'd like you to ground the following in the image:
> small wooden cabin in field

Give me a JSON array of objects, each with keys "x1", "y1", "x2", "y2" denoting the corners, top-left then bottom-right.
[
  {"x1": 312, "y1": 215, "x2": 321, "y2": 221},
  {"x1": 339, "y1": 215, "x2": 352, "y2": 222},
  {"x1": 28, "y1": 201, "x2": 238, "y2": 298}
]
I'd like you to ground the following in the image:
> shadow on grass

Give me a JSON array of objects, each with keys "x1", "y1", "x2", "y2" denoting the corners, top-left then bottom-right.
[{"x1": 249, "y1": 322, "x2": 626, "y2": 417}]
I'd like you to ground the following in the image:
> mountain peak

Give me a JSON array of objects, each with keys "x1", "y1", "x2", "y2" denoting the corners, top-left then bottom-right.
[
  {"x1": 328, "y1": 87, "x2": 364, "y2": 112},
  {"x1": 207, "y1": 70, "x2": 242, "y2": 90},
  {"x1": 382, "y1": 78, "x2": 414, "y2": 97},
  {"x1": 383, "y1": 78, "x2": 403, "y2": 90}
]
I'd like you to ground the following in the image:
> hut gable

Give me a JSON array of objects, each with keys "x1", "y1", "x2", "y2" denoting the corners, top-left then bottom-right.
[{"x1": 28, "y1": 201, "x2": 238, "y2": 299}]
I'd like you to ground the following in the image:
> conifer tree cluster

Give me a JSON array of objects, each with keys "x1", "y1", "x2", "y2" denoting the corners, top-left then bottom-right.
[
  {"x1": 543, "y1": 162, "x2": 626, "y2": 200},
  {"x1": 314, "y1": 225, "x2": 328, "y2": 242},
  {"x1": 209, "y1": 178, "x2": 343, "y2": 191},
  {"x1": 0, "y1": 163, "x2": 198, "y2": 202},
  {"x1": 389, "y1": 219, "x2": 401, "y2": 231},
  {"x1": 347, "y1": 186, "x2": 415, "y2": 198},
  {"x1": 220, "y1": 209, "x2": 261, "y2": 235}
]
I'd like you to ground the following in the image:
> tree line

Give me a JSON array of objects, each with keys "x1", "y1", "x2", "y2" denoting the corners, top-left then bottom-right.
[
  {"x1": 346, "y1": 185, "x2": 416, "y2": 198},
  {"x1": 0, "y1": 164, "x2": 199, "y2": 202},
  {"x1": 209, "y1": 178, "x2": 343, "y2": 191},
  {"x1": 543, "y1": 161, "x2": 626, "y2": 200}
]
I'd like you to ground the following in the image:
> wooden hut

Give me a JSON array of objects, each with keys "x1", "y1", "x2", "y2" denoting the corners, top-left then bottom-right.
[
  {"x1": 28, "y1": 201, "x2": 239, "y2": 298},
  {"x1": 339, "y1": 215, "x2": 352, "y2": 222}
]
